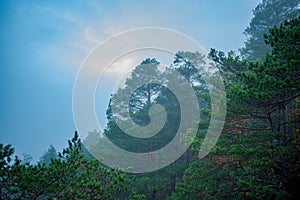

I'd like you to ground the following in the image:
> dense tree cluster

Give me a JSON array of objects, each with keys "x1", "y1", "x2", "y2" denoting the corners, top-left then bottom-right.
[
  {"x1": 0, "y1": 132, "x2": 144, "y2": 199},
  {"x1": 240, "y1": 0, "x2": 300, "y2": 61},
  {"x1": 1, "y1": 0, "x2": 299, "y2": 199},
  {"x1": 168, "y1": 15, "x2": 300, "y2": 200}
]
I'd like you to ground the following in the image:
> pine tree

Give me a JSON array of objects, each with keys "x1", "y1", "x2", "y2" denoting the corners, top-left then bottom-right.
[
  {"x1": 240, "y1": 0, "x2": 300, "y2": 61},
  {"x1": 38, "y1": 144, "x2": 57, "y2": 166}
]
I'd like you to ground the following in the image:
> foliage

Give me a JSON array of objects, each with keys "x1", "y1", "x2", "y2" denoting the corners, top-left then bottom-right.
[
  {"x1": 2, "y1": 3, "x2": 300, "y2": 200},
  {"x1": 86, "y1": 51, "x2": 210, "y2": 199},
  {"x1": 210, "y1": 17, "x2": 300, "y2": 132},
  {"x1": 0, "y1": 132, "x2": 144, "y2": 199},
  {"x1": 168, "y1": 17, "x2": 300, "y2": 200},
  {"x1": 21, "y1": 153, "x2": 33, "y2": 165},
  {"x1": 38, "y1": 144, "x2": 57, "y2": 166},
  {"x1": 240, "y1": 0, "x2": 300, "y2": 61},
  {"x1": 168, "y1": 130, "x2": 299, "y2": 200}
]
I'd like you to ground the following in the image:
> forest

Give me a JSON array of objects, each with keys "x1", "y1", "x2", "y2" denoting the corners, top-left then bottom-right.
[{"x1": 1, "y1": 0, "x2": 300, "y2": 199}]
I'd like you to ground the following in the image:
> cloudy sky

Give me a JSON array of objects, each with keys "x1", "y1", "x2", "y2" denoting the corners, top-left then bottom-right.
[{"x1": 0, "y1": 0, "x2": 260, "y2": 162}]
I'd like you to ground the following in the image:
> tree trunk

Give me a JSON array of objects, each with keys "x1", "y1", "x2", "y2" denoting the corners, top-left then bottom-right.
[{"x1": 267, "y1": 112, "x2": 274, "y2": 132}]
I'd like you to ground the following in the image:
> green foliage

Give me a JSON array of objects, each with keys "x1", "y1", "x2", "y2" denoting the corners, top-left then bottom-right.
[
  {"x1": 168, "y1": 17, "x2": 300, "y2": 200},
  {"x1": 240, "y1": 0, "x2": 300, "y2": 61},
  {"x1": 0, "y1": 132, "x2": 141, "y2": 199},
  {"x1": 104, "y1": 58, "x2": 168, "y2": 153},
  {"x1": 172, "y1": 51, "x2": 206, "y2": 86},
  {"x1": 97, "y1": 51, "x2": 211, "y2": 199},
  {"x1": 0, "y1": 143, "x2": 22, "y2": 199},
  {"x1": 168, "y1": 131, "x2": 299, "y2": 200},
  {"x1": 209, "y1": 17, "x2": 300, "y2": 132},
  {"x1": 3, "y1": 5, "x2": 300, "y2": 200}
]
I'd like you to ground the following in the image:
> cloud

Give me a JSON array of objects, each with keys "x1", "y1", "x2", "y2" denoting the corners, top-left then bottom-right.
[
  {"x1": 109, "y1": 57, "x2": 139, "y2": 76},
  {"x1": 40, "y1": 1, "x2": 179, "y2": 78},
  {"x1": 37, "y1": 0, "x2": 259, "y2": 83}
]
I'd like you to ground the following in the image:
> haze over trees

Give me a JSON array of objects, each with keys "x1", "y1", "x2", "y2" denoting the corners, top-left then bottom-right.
[
  {"x1": 240, "y1": 0, "x2": 300, "y2": 61},
  {"x1": 1, "y1": 0, "x2": 299, "y2": 199}
]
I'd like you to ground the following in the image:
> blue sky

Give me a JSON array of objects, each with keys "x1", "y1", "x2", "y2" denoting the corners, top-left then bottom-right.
[{"x1": 0, "y1": 0, "x2": 260, "y2": 162}]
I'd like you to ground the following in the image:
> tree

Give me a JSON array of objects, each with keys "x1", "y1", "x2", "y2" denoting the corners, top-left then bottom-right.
[
  {"x1": 172, "y1": 51, "x2": 206, "y2": 86},
  {"x1": 100, "y1": 53, "x2": 209, "y2": 199},
  {"x1": 169, "y1": 51, "x2": 210, "y2": 166},
  {"x1": 84, "y1": 129, "x2": 102, "y2": 149},
  {"x1": 0, "y1": 143, "x2": 22, "y2": 199},
  {"x1": 21, "y1": 153, "x2": 33, "y2": 165},
  {"x1": 0, "y1": 132, "x2": 144, "y2": 199},
  {"x1": 168, "y1": 17, "x2": 300, "y2": 200},
  {"x1": 209, "y1": 17, "x2": 300, "y2": 132},
  {"x1": 167, "y1": 130, "x2": 299, "y2": 200},
  {"x1": 113, "y1": 58, "x2": 162, "y2": 126},
  {"x1": 240, "y1": 0, "x2": 300, "y2": 61},
  {"x1": 38, "y1": 144, "x2": 57, "y2": 166},
  {"x1": 104, "y1": 58, "x2": 166, "y2": 152}
]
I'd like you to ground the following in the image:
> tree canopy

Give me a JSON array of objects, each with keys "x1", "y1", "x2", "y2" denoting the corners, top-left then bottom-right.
[{"x1": 1, "y1": 1, "x2": 300, "y2": 199}]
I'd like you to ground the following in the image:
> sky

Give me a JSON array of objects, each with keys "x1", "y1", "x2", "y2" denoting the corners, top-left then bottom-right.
[{"x1": 0, "y1": 0, "x2": 261, "y2": 162}]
